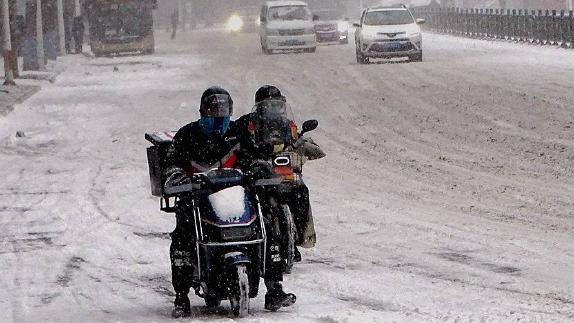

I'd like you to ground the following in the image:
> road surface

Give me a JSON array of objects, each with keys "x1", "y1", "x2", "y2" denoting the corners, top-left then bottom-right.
[{"x1": 1, "y1": 29, "x2": 574, "y2": 322}]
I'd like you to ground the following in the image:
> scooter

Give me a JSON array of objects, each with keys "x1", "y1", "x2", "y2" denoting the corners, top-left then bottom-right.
[
  {"x1": 163, "y1": 168, "x2": 266, "y2": 317},
  {"x1": 145, "y1": 133, "x2": 269, "y2": 317},
  {"x1": 267, "y1": 119, "x2": 323, "y2": 273}
]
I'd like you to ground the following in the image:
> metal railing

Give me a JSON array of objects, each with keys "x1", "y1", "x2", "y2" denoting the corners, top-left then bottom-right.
[{"x1": 412, "y1": 7, "x2": 574, "y2": 48}]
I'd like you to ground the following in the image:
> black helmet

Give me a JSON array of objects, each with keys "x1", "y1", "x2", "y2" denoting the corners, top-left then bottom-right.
[
  {"x1": 255, "y1": 85, "x2": 285, "y2": 104},
  {"x1": 200, "y1": 86, "x2": 233, "y2": 117}
]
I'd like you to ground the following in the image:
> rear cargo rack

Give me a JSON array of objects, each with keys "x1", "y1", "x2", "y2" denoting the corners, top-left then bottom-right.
[{"x1": 145, "y1": 131, "x2": 176, "y2": 206}]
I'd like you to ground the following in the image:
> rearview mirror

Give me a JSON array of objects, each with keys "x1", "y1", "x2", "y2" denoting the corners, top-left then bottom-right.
[
  {"x1": 260, "y1": 16, "x2": 266, "y2": 23},
  {"x1": 312, "y1": 14, "x2": 319, "y2": 21},
  {"x1": 352, "y1": 22, "x2": 361, "y2": 28},
  {"x1": 301, "y1": 120, "x2": 318, "y2": 134},
  {"x1": 416, "y1": 18, "x2": 426, "y2": 24}
]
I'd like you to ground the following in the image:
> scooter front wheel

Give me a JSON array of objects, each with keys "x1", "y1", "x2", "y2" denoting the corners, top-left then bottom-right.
[{"x1": 229, "y1": 264, "x2": 250, "y2": 317}]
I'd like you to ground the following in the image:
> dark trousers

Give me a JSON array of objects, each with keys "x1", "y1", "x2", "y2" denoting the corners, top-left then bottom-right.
[
  {"x1": 73, "y1": 34, "x2": 83, "y2": 54},
  {"x1": 284, "y1": 183, "x2": 316, "y2": 247},
  {"x1": 261, "y1": 204, "x2": 285, "y2": 282},
  {"x1": 170, "y1": 209, "x2": 196, "y2": 293}
]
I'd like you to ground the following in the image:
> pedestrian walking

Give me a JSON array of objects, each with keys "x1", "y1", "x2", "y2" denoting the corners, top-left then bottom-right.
[
  {"x1": 72, "y1": 16, "x2": 84, "y2": 54},
  {"x1": 171, "y1": 9, "x2": 178, "y2": 39}
]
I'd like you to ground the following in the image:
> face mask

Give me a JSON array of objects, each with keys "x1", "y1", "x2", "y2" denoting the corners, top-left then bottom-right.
[{"x1": 199, "y1": 116, "x2": 230, "y2": 137}]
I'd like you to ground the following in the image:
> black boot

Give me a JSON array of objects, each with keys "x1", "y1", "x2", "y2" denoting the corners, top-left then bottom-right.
[
  {"x1": 172, "y1": 292, "x2": 191, "y2": 318},
  {"x1": 294, "y1": 246, "x2": 301, "y2": 262},
  {"x1": 264, "y1": 282, "x2": 296, "y2": 311}
]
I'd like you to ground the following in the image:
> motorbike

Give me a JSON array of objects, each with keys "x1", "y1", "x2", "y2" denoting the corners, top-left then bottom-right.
[
  {"x1": 145, "y1": 133, "x2": 274, "y2": 317},
  {"x1": 249, "y1": 100, "x2": 324, "y2": 274},
  {"x1": 166, "y1": 168, "x2": 266, "y2": 316}
]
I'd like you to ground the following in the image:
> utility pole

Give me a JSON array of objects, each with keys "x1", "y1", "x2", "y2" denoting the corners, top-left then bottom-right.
[
  {"x1": 2, "y1": 0, "x2": 15, "y2": 85},
  {"x1": 569, "y1": 0, "x2": 573, "y2": 11},
  {"x1": 56, "y1": 0, "x2": 65, "y2": 55},
  {"x1": 75, "y1": 0, "x2": 80, "y2": 16},
  {"x1": 36, "y1": 0, "x2": 45, "y2": 70}
]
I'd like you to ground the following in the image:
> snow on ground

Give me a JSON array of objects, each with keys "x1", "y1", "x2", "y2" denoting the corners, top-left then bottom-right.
[{"x1": 1, "y1": 30, "x2": 574, "y2": 322}]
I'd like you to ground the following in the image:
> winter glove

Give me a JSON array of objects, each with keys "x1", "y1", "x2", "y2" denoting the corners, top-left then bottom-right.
[
  {"x1": 243, "y1": 160, "x2": 275, "y2": 185},
  {"x1": 293, "y1": 137, "x2": 326, "y2": 160},
  {"x1": 164, "y1": 170, "x2": 192, "y2": 188}
]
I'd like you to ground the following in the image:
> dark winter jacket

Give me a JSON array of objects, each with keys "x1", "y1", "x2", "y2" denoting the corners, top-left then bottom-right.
[
  {"x1": 234, "y1": 112, "x2": 298, "y2": 164},
  {"x1": 72, "y1": 17, "x2": 85, "y2": 37},
  {"x1": 164, "y1": 121, "x2": 239, "y2": 179}
]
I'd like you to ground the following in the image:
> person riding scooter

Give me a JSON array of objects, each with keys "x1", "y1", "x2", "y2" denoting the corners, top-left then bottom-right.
[
  {"x1": 163, "y1": 86, "x2": 296, "y2": 317},
  {"x1": 235, "y1": 85, "x2": 325, "y2": 262}
]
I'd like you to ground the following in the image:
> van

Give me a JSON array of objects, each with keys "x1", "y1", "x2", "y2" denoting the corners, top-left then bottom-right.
[{"x1": 259, "y1": 1, "x2": 317, "y2": 54}]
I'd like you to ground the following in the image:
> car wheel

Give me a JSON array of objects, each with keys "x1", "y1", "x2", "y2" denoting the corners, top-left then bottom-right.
[
  {"x1": 409, "y1": 51, "x2": 423, "y2": 62},
  {"x1": 261, "y1": 44, "x2": 271, "y2": 55},
  {"x1": 261, "y1": 38, "x2": 271, "y2": 55},
  {"x1": 356, "y1": 46, "x2": 368, "y2": 64}
]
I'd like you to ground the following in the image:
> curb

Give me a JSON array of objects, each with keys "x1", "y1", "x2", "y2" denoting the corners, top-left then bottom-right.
[
  {"x1": 0, "y1": 85, "x2": 41, "y2": 116},
  {"x1": 0, "y1": 58, "x2": 66, "y2": 117}
]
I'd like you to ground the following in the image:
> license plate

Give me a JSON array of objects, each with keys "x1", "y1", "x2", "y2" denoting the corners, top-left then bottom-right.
[
  {"x1": 279, "y1": 40, "x2": 305, "y2": 46},
  {"x1": 318, "y1": 33, "x2": 336, "y2": 40},
  {"x1": 383, "y1": 43, "x2": 401, "y2": 50}
]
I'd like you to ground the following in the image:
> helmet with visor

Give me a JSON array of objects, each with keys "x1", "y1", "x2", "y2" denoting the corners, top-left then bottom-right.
[{"x1": 199, "y1": 87, "x2": 233, "y2": 137}]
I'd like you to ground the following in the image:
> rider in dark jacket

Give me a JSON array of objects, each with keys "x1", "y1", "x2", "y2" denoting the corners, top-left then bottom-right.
[
  {"x1": 164, "y1": 86, "x2": 295, "y2": 317},
  {"x1": 235, "y1": 85, "x2": 319, "y2": 261}
]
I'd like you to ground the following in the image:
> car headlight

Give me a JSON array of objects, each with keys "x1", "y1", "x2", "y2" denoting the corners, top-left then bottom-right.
[
  {"x1": 304, "y1": 27, "x2": 315, "y2": 34},
  {"x1": 226, "y1": 15, "x2": 243, "y2": 32},
  {"x1": 255, "y1": 17, "x2": 260, "y2": 26},
  {"x1": 408, "y1": 32, "x2": 421, "y2": 38},
  {"x1": 266, "y1": 28, "x2": 280, "y2": 36},
  {"x1": 337, "y1": 21, "x2": 349, "y2": 32}
]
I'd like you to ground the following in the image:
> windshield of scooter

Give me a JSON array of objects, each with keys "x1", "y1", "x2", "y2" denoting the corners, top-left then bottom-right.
[
  {"x1": 206, "y1": 185, "x2": 255, "y2": 226},
  {"x1": 251, "y1": 99, "x2": 297, "y2": 149}
]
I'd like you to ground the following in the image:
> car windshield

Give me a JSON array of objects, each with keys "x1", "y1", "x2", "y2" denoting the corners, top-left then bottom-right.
[
  {"x1": 364, "y1": 10, "x2": 414, "y2": 26},
  {"x1": 268, "y1": 5, "x2": 312, "y2": 21},
  {"x1": 315, "y1": 11, "x2": 341, "y2": 21},
  {"x1": 237, "y1": 7, "x2": 258, "y2": 17}
]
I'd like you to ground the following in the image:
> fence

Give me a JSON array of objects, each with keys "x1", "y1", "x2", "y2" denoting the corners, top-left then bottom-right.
[{"x1": 412, "y1": 7, "x2": 574, "y2": 48}]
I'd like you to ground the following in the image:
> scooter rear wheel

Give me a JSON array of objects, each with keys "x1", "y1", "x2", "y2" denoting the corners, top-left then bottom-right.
[
  {"x1": 205, "y1": 295, "x2": 220, "y2": 308},
  {"x1": 281, "y1": 205, "x2": 297, "y2": 274}
]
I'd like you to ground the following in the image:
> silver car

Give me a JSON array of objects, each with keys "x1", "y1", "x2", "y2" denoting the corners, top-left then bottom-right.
[{"x1": 354, "y1": 5, "x2": 425, "y2": 64}]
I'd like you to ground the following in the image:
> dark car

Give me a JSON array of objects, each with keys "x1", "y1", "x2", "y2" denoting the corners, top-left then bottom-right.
[{"x1": 313, "y1": 9, "x2": 349, "y2": 44}]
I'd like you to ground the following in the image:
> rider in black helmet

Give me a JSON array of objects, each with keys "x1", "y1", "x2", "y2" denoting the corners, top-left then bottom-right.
[
  {"x1": 236, "y1": 84, "x2": 319, "y2": 266},
  {"x1": 164, "y1": 86, "x2": 239, "y2": 318}
]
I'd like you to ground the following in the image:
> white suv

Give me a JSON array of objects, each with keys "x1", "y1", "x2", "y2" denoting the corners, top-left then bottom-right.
[
  {"x1": 259, "y1": 1, "x2": 318, "y2": 54},
  {"x1": 354, "y1": 6, "x2": 424, "y2": 64}
]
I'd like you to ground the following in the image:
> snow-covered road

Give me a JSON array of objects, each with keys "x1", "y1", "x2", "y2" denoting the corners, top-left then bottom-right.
[{"x1": 1, "y1": 30, "x2": 574, "y2": 322}]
